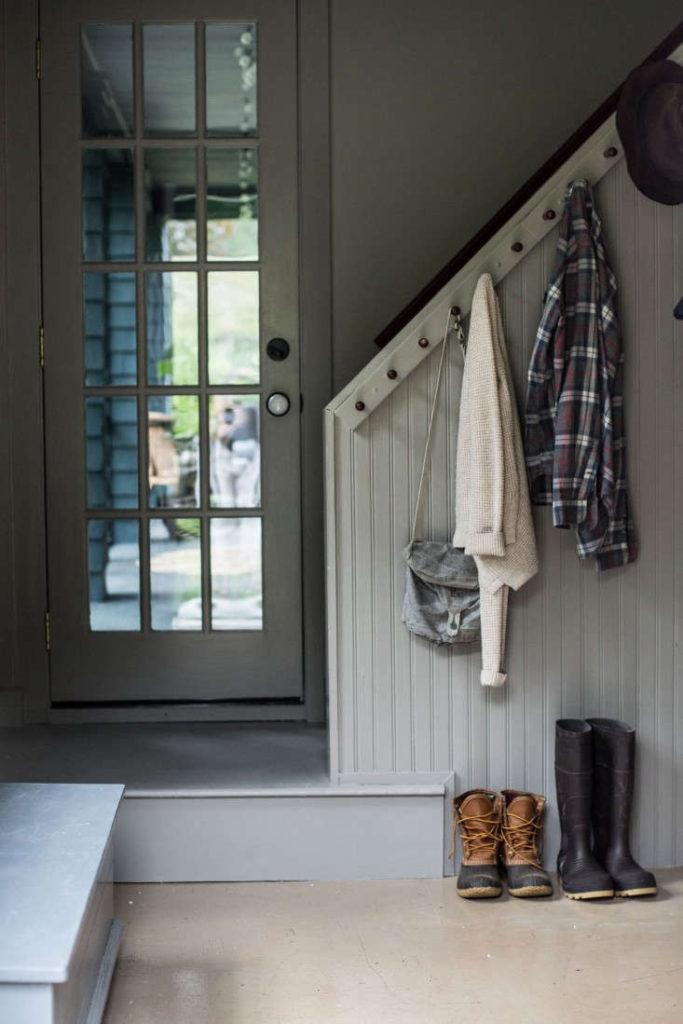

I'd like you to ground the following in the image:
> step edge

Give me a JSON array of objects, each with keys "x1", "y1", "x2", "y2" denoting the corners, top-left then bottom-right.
[{"x1": 124, "y1": 784, "x2": 447, "y2": 799}]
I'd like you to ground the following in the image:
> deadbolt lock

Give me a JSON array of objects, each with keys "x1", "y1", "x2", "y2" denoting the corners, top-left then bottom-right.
[{"x1": 266, "y1": 337, "x2": 290, "y2": 362}]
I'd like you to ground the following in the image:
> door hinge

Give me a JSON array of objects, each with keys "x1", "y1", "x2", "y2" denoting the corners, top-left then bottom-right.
[
  {"x1": 44, "y1": 611, "x2": 51, "y2": 652},
  {"x1": 39, "y1": 325, "x2": 45, "y2": 368},
  {"x1": 36, "y1": 39, "x2": 41, "y2": 81}
]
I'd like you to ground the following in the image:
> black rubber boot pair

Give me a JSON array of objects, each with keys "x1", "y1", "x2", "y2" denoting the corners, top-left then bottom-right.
[{"x1": 555, "y1": 718, "x2": 657, "y2": 900}]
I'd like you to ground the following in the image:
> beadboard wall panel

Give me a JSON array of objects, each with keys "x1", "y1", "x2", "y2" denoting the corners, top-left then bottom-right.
[{"x1": 330, "y1": 158, "x2": 683, "y2": 868}]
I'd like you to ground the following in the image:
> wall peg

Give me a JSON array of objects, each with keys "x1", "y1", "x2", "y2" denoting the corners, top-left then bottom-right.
[
  {"x1": 604, "y1": 146, "x2": 618, "y2": 159},
  {"x1": 418, "y1": 337, "x2": 430, "y2": 348},
  {"x1": 511, "y1": 242, "x2": 524, "y2": 253},
  {"x1": 355, "y1": 400, "x2": 365, "y2": 412},
  {"x1": 386, "y1": 369, "x2": 398, "y2": 380}
]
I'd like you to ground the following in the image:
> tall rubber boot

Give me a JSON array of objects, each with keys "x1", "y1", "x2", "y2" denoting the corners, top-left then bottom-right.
[
  {"x1": 585, "y1": 718, "x2": 657, "y2": 897},
  {"x1": 555, "y1": 719, "x2": 614, "y2": 899}
]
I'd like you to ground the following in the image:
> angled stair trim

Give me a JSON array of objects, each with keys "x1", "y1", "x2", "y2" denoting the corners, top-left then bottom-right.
[{"x1": 326, "y1": 40, "x2": 683, "y2": 433}]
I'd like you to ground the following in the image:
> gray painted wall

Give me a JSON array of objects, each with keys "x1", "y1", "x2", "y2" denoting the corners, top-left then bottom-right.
[
  {"x1": 330, "y1": 0, "x2": 683, "y2": 389},
  {"x1": 0, "y1": 0, "x2": 14, "y2": 691},
  {"x1": 329, "y1": 157, "x2": 683, "y2": 868},
  {"x1": 1, "y1": 1, "x2": 681, "y2": 735},
  {"x1": 1, "y1": 0, "x2": 49, "y2": 719}
]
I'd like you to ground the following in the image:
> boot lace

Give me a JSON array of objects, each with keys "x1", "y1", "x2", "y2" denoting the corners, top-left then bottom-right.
[
  {"x1": 448, "y1": 807, "x2": 500, "y2": 860},
  {"x1": 502, "y1": 812, "x2": 543, "y2": 865}
]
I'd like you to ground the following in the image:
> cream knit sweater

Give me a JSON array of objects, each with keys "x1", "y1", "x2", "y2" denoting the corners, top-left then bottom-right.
[{"x1": 453, "y1": 273, "x2": 538, "y2": 686}]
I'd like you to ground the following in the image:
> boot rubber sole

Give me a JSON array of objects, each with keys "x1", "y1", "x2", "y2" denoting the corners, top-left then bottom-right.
[
  {"x1": 614, "y1": 887, "x2": 657, "y2": 897},
  {"x1": 456, "y1": 886, "x2": 502, "y2": 899},
  {"x1": 508, "y1": 884, "x2": 553, "y2": 898},
  {"x1": 560, "y1": 883, "x2": 614, "y2": 900}
]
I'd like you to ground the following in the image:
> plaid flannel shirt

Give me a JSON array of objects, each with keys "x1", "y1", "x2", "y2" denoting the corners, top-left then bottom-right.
[{"x1": 524, "y1": 180, "x2": 637, "y2": 571}]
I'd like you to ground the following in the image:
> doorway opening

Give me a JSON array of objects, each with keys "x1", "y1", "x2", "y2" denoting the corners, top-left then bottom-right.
[{"x1": 1, "y1": 0, "x2": 331, "y2": 792}]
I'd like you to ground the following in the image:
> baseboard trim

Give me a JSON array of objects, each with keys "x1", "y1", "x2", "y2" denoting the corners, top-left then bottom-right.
[
  {"x1": 47, "y1": 703, "x2": 308, "y2": 725},
  {"x1": 337, "y1": 771, "x2": 453, "y2": 786}
]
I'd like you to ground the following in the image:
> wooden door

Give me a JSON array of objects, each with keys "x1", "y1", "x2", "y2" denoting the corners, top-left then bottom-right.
[{"x1": 40, "y1": 0, "x2": 303, "y2": 702}]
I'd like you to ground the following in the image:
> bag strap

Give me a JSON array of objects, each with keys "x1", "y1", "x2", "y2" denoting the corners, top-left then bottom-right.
[{"x1": 410, "y1": 308, "x2": 465, "y2": 545}]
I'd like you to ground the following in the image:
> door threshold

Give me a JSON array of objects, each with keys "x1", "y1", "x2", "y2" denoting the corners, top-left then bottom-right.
[{"x1": 47, "y1": 702, "x2": 308, "y2": 725}]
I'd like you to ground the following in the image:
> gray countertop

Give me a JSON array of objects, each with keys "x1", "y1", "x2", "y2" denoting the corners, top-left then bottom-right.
[{"x1": 0, "y1": 783, "x2": 124, "y2": 983}]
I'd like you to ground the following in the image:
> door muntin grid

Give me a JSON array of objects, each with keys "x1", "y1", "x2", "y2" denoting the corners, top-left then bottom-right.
[{"x1": 81, "y1": 20, "x2": 264, "y2": 634}]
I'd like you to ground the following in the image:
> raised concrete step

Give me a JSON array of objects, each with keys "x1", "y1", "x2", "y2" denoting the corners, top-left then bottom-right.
[
  {"x1": 0, "y1": 784, "x2": 124, "y2": 1024},
  {"x1": 0, "y1": 727, "x2": 453, "y2": 883},
  {"x1": 116, "y1": 774, "x2": 454, "y2": 882}
]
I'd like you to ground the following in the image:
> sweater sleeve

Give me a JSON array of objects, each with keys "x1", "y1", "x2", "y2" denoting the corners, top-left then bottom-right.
[
  {"x1": 479, "y1": 585, "x2": 509, "y2": 687},
  {"x1": 461, "y1": 276, "x2": 506, "y2": 557}
]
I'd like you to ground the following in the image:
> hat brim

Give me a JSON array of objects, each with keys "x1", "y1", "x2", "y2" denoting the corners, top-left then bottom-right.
[{"x1": 616, "y1": 59, "x2": 683, "y2": 206}]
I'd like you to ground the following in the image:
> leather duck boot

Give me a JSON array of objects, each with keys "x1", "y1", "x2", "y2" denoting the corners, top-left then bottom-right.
[
  {"x1": 500, "y1": 790, "x2": 553, "y2": 897},
  {"x1": 555, "y1": 720, "x2": 614, "y2": 899},
  {"x1": 585, "y1": 718, "x2": 657, "y2": 897},
  {"x1": 450, "y1": 789, "x2": 503, "y2": 898}
]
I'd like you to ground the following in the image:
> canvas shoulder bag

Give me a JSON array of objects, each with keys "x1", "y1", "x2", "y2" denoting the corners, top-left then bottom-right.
[{"x1": 401, "y1": 311, "x2": 481, "y2": 646}]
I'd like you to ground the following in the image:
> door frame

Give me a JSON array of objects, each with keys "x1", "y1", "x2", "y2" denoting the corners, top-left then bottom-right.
[{"x1": 2, "y1": 0, "x2": 331, "y2": 724}]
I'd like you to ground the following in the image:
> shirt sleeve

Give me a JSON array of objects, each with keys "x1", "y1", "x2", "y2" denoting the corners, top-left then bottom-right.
[
  {"x1": 524, "y1": 222, "x2": 567, "y2": 506},
  {"x1": 549, "y1": 189, "x2": 602, "y2": 528}
]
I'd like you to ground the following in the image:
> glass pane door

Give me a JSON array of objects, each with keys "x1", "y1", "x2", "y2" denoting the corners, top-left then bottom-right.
[{"x1": 41, "y1": 0, "x2": 302, "y2": 702}]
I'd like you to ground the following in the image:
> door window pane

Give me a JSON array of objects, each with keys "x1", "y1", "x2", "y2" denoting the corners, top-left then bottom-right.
[
  {"x1": 148, "y1": 396, "x2": 199, "y2": 509},
  {"x1": 81, "y1": 24, "x2": 134, "y2": 138},
  {"x1": 209, "y1": 395, "x2": 260, "y2": 508},
  {"x1": 88, "y1": 519, "x2": 141, "y2": 630},
  {"x1": 150, "y1": 518, "x2": 202, "y2": 629},
  {"x1": 207, "y1": 271, "x2": 259, "y2": 384},
  {"x1": 84, "y1": 272, "x2": 136, "y2": 386},
  {"x1": 86, "y1": 397, "x2": 138, "y2": 509},
  {"x1": 145, "y1": 149, "x2": 197, "y2": 261},
  {"x1": 143, "y1": 24, "x2": 196, "y2": 137},
  {"x1": 146, "y1": 272, "x2": 198, "y2": 385},
  {"x1": 206, "y1": 23, "x2": 257, "y2": 137},
  {"x1": 83, "y1": 149, "x2": 135, "y2": 262},
  {"x1": 210, "y1": 518, "x2": 262, "y2": 630},
  {"x1": 207, "y1": 149, "x2": 258, "y2": 261}
]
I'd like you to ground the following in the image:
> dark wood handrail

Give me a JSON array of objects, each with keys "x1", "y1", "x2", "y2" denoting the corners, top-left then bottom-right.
[{"x1": 374, "y1": 19, "x2": 683, "y2": 350}]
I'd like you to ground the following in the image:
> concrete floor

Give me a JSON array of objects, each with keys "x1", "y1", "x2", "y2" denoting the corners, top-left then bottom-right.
[{"x1": 104, "y1": 870, "x2": 683, "y2": 1024}]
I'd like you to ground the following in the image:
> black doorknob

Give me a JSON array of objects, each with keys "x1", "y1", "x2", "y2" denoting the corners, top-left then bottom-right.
[{"x1": 266, "y1": 337, "x2": 290, "y2": 361}]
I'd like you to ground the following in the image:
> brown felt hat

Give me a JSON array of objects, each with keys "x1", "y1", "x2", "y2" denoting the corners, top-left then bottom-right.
[{"x1": 616, "y1": 59, "x2": 683, "y2": 205}]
